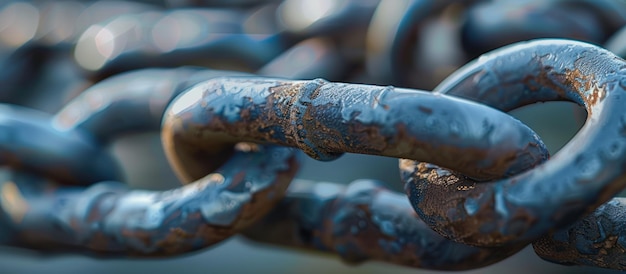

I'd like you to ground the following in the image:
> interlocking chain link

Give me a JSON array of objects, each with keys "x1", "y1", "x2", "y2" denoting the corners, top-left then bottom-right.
[{"x1": 1, "y1": 0, "x2": 626, "y2": 272}]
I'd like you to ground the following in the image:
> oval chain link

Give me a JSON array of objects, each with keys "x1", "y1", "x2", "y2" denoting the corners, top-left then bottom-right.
[{"x1": 0, "y1": 0, "x2": 626, "y2": 272}]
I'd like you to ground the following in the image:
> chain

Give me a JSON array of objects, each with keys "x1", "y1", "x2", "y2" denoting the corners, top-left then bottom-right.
[{"x1": 1, "y1": 0, "x2": 626, "y2": 272}]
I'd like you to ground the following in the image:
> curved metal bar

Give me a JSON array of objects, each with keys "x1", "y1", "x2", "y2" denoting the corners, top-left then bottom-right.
[
  {"x1": 461, "y1": 0, "x2": 605, "y2": 57},
  {"x1": 165, "y1": 0, "x2": 282, "y2": 7},
  {"x1": 243, "y1": 179, "x2": 524, "y2": 270},
  {"x1": 533, "y1": 197, "x2": 626, "y2": 270},
  {"x1": 550, "y1": 0, "x2": 626, "y2": 32},
  {"x1": 0, "y1": 1, "x2": 158, "y2": 111},
  {"x1": 161, "y1": 77, "x2": 548, "y2": 183},
  {"x1": 53, "y1": 67, "x2": 249, "y2": 143},
  {"x1": 257, "y1": 38, "x2": 347, "y2": 81},
  {"x1": 277, "y1": 0, "x2": 379, "y2": 38},
  {"x1": 403, "y1": 39, "x2": 626, "y2": 247},
  {"x1": 0, "y1": 145, "x2": 300, "y2": 256},
  {"x1": 72, "y1": 9, "x2": 290, "y2": 79},
  {"x1": 0, "y1": 1, "x2": 157, "y2": 50},
  {"x1": 0, "y1": 104, "x2": 122, "y2": 186},
  {"x1": 365, "y1": 0, "x2": 451, "y2": 85}
]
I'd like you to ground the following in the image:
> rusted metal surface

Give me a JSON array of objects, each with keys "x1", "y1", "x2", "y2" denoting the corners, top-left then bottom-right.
[
  {"x1": 533, "y1": 198, "x2": 626, "y2": 270},
  {"x1": 243, "y1": 179, "x2": 524, "y2": 270},
  {"x1": 402, "y1": 40, "x2": 626, "y2": 248},
  {"x1": 1, "y1": 0, "x2": 626, "y2": 272},
  {"x1": 0, "y1": 145, "x2": 299, "y2": 255},
  {"x1": 161, "y1": 77, "x2": 548, "y2": 183}
]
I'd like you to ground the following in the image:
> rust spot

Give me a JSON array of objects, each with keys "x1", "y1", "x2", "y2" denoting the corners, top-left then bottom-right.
[
  {"x1": 394, "y1": 123, "x2": 520, "y2": 181},
  {"x1": 522, "y1": 62, "x2": 569, "y2": 99},
  {"x1": 171, "y1": 227, "x2": 192, "y2": 238},
  {"x1": 309, "y1": 84, "x2": 321, "y2": 100},
  {"x1": 399, "y1": 159, "x2": 417, "y2": 173},
  {"x1": 456, "y1": 184, "x2": 475, "y2": 191}
]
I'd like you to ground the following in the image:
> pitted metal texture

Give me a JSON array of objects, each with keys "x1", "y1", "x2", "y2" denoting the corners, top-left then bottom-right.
[
  {"x1": 402, "y1": 40, "x2": 626, "y2": 249},
  {"x1": 2, "y1": 0, "x2": 626, "y2": 272},
  {"x1": 243, "y1": 179, "x2": 525, "y2": 271},
  {"x1": 161, "y1": 77, "x2": 547, "y2": 182}
]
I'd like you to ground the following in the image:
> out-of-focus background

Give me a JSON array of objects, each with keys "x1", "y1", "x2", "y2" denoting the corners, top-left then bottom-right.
[{"x1": 0, "y1": 0, "x2": 625, "y2": 273}]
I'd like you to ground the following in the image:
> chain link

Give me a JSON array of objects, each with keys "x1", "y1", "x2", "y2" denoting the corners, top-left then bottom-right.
[{"x1": 1, "y1": 0, "x2": 626, "y2": 272}]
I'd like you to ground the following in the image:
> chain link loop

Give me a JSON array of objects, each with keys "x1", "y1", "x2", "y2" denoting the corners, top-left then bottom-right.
[
  {"x1": 404, "y1": 39, "x2": 626, "y2": 247},
  {"x1": 1, "y1": 0, "x2": 626, "y2": 272}
]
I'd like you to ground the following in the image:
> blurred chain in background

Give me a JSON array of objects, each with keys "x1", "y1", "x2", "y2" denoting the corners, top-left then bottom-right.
[{"x1": 0, "y1": 0, "x2": 626, "y2": 273}]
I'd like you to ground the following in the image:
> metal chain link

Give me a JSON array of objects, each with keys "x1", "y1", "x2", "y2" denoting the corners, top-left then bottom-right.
[{"x1": 1, "y1": 0, "x2": 626, "y2": 272}]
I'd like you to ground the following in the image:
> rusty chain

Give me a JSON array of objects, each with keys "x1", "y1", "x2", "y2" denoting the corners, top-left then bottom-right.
[{"x1": 1, "y1": 0, "x2": 626, "y2": 272}]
